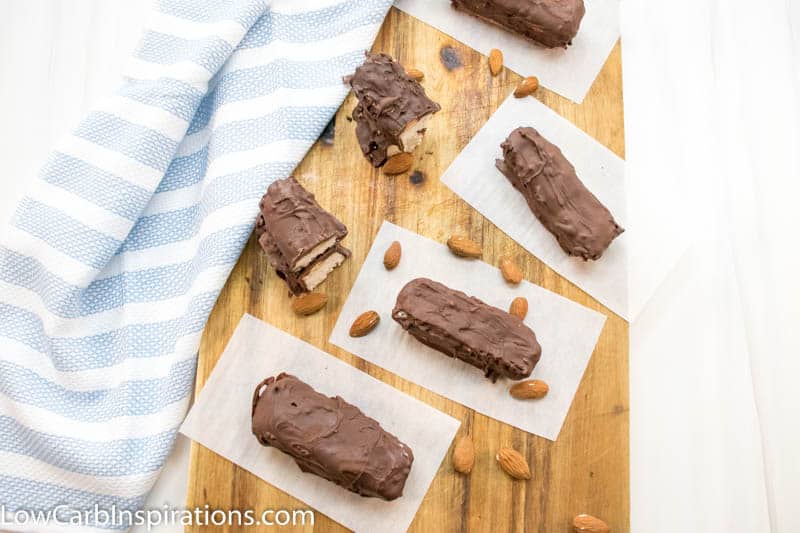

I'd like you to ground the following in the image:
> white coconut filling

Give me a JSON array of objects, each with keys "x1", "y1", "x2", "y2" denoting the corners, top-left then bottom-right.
[
  {"x1": 386, "y1": 113, "x2": 433, "y2": 158},
  {"x1": 293, "y1": 236, "x2": 337, "y2": 272},
  {"x1": 301, "y1": 252, "x2": 347, "y2": 291}
]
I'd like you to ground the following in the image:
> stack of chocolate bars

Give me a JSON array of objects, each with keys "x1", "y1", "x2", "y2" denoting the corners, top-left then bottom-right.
[
  {"x1": 348, "y1": 53, "x2": 441, "y2": 167},
  {"x1": 255, "y1": 177, "x2": 350, "y2": 294}
]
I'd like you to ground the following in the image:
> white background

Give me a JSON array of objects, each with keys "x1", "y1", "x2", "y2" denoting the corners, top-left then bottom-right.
[{"x1": 1, "y1": 1, "x2": 798, "y2": 531}]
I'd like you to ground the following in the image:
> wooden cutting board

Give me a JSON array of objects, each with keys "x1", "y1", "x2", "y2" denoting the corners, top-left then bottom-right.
[{"x1": 187, "y1": 7, "x2": 628, "y2": 532}]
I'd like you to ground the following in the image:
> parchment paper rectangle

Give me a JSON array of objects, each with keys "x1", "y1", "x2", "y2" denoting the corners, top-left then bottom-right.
[
  {"x1": 440, "y1": 95, "x2": 630, "y2": 318},
  {"x1": 329, "y1": 222, "x2": 606, "y2": 440},
  {"x1": 394, "y1": 0, "x2": 620, "y2": 103},
  {"x1": 180, "y1": 314, "x2": 460, "y2": 533}
]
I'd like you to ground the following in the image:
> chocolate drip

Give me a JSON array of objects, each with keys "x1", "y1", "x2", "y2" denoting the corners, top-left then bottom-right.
[
  {"x1": 451, "y1": 0, "x2": 585, "y2": 49},
  {"x1": 251, "y1": 373, "x2": 414, "y2": 501},
  {"x1": 392, "y1": 278, "x2": 541, "y2": 381},
  {"x1": 496, "y1": 127, "x2": 624, "y2": 260},
  {"x1": 349, "y1": 53, "x2": 441, "y2": 167}
]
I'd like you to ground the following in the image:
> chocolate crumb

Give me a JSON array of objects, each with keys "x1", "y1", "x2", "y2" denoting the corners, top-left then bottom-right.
[
  {"x1": 439, "y1": 46, "x2": 463, "y2": 70},
  {"x1": 409, "y1": 171, "x2": 425, "y2": 185}
]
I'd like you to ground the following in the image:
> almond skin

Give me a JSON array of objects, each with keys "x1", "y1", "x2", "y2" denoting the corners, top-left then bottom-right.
[
  {"x1": 509, "y1": 379, "x2": 549, "y2": 400},
  {"x1": 383, "y1": 152, "x2": 414, "y2": 175},
  {"x1": 573, "y1": 514, "x2": 610, "y2": 533},
  {"x1": 489, "y1": 48, "x2": 503, "y2": 76},
  {"x1": 406, "y1": 68, "x2": 425, "y2": 81},
  {"x1": 452, "y1": 436, "x2": 475, "y2": 474},
  {"x1": 496, "y1": 447, "x2": 531, "y2": 480},
  {"x1": 383, "y1": 241, "x2": 402, "y2": 270},
  {"x1": 447, "y1": 235, "x2": 482, "y2": 258},
  {"x1": 291, "y1": 292, "x2": 327, "y2": 316},
  {"x1": 499, "y1": 256, "x2": 523, "y2": 284},
  {"x1": 349, "y1": 310, "x2": 380, "y2": 337},
  {"x1": 514, "y1": 76, "x2": 540, "y2": 98},
  {"x1": 509, "y1": 297, "x2": 528, "y2": 320}
]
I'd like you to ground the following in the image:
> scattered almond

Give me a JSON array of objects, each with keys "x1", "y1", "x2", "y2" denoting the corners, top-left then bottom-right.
[
  {"x1": 509, "y1": 379, "x2": 549, "y2": 400},
  {"x1": 513, "y1": 76, "x2": 540, "y2": 98},
  {"x1": 452, "y1": 436, "x2": 475, "y2": 474},
  {"x1": 384, "y1": 241, "x2": 402, "y2": 270},
  {"x1": 383, "y1": 152, "x2": 414, "y2": 175},
  {"x1": 406, "y1": 68, "x2": 425, "y2": 81},
  {"x1": 573, "y1": 514, "x2": 610, "y2": 533},
  {"x1": 291, "y1": 292, "x2": 327, "y2": 316},
  {"x1": 349, "y1": 310, "x2": 380, "y2": 337},
  {"x1": 509, "y1": 297, "x2": 528, "y2": 320},
  {"x1": 489, "y1": 48, "x2": 503, "y2": 76},
  {"x1": 447, "y1": 235, "x2": 482, "y2": 258},
  {"x1": 499, "y1": 256, "x2": 523, "y2": 284},
  {"x1": 496, "y1": 447, "x2": 531, "y2": 480}
]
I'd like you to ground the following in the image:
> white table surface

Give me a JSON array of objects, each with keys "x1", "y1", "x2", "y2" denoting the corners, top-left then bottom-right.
[{"x1": 1, "y1": 1, "x2": 798, "y2": 532}]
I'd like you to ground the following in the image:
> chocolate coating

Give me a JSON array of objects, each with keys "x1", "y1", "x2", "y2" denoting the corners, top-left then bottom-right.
[
  {"x1": 349, "y1": 53, "x2": 441, "y2": 166},
  {"x1": 496, "y1": 127, "x2": 624, "y2": 260},
  {"x1": 251, "y1": 373, "x2": 414, "y2": 501},
  {"x1": 392, "y1": 278, "x2": 541, "y2": 381},
  {"x1": 256, "y1": 177, "x2": 348, "y2": 292},
  {"x1": 451, "y1": 0, "x2": 585, "y2": 49}
]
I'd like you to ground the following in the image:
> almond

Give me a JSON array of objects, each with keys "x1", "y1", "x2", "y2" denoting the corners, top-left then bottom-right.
[
  {"x1": 406, "y1": 68, "x2": 425, "y2": 81},
  {"x1": 573, "y1": 514, "x2": 610, "y2": 533},
  {"x1": 384, "y1": 241, "x2": 402, "y2": 270},
  {"x1": 291, "y1": 292, "x2": 327, "y2": 316},
  {"x1": 509, "y1": 379, "x2": 549, "y2": 400},
  {"x1": 383, "y1": 152, "x2": 414, "y2": 175},
  {"x1": 514, "y1": 76, "x2": 540, "y2": 98},
  {"x1": 499, "y1": 256, "x2": 523, "y2": 284},
  {"x1": 349, "y1": 310, "x2": 380, "y2": 337},
  {"x1": 447, "y1": 235, "x2": 482, "y2": 258},
  {"x1": 452, "y1": 436, "x2": 475, "y2": 474},
  {"x1": 496, "y1": 447, "x2": 531, "y2": 480},
  {"x1": 509, "y1": 297, "x2": 528, "y2": 320},
  {"x1": 489, "y1": 48, "x2": 503, "y2": 76}
]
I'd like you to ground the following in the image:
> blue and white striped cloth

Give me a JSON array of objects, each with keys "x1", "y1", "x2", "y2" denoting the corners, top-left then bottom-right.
[{"x1": 0, "y1": 0, "x2": 392, "y2": 530}]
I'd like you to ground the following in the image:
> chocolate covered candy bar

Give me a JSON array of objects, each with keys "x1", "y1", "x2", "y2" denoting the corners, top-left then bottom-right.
[
  {"x1": 251, "y1": 373, "x2": 414, "y2": 501},
  {"x1": 451, "y1": 0, "x2": 586, "y2": 49},
  {"x1": 496, "y1": 127, "x2": 623, "y2": 260},
  {"x1": 392, "y1": 278, "x2": 541, "y2": 381},
  {"x1": 349, "y1": 53, "x2": 441, "y2": 167},
  {"x1": 495, "y1": 128, "x2": 625, "y2": 260},
  {"x1": 256, "y1": 177, "x2": 349, "y2": 293}
]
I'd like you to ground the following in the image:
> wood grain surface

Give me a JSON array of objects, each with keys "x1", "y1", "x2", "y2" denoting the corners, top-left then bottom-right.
[{"x1": 186, "y1": 7, "x2": 628, "y2": 532}]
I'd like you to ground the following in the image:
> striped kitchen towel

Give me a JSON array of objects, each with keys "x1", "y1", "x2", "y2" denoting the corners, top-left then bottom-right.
[{"x1": 0, "y1": 0, "x2": 392, "y2": 530}]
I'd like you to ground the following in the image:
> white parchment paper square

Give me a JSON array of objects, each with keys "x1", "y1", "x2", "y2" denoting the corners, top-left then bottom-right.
[
  {"x1": 394, "y1": 0, "x2": 620, "y2": 103},
  {"x1": 329, "y1": 222, "x2": 606, "y2": 440},
  {"x1": 441, "y1": 95, "x2": 631, "y2": 318},
  {"x1": 180, "y1": 315, "x2": 460, "y2": 533}
]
